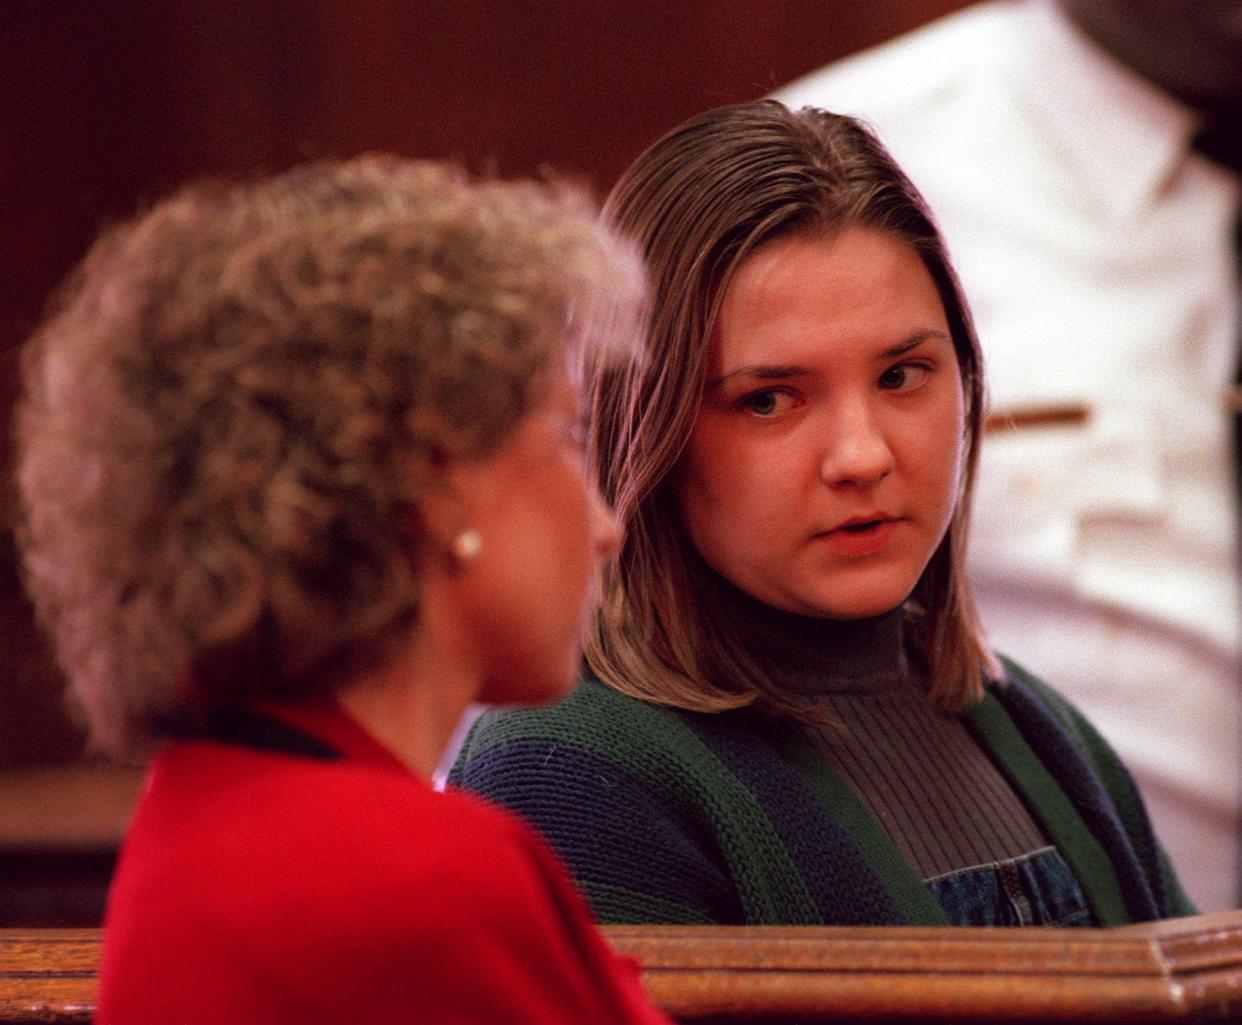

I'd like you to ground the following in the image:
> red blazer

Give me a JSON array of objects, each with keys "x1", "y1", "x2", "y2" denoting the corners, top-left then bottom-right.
[{"x1": 98, "y1": 698, "x2": 669, "y2": 1025}]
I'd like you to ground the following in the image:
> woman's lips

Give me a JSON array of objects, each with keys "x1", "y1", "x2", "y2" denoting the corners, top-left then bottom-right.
[{"x1": 816, "y1": 518, "x2": 901, "y2": 557}]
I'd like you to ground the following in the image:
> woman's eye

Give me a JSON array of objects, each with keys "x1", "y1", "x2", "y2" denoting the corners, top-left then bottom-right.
[
  {"x1": 739, "y1": 389, "x2": 794, "y2": 417},
  {"x1": 879, "y1": 362, "x2": 932, "y2": 391}
]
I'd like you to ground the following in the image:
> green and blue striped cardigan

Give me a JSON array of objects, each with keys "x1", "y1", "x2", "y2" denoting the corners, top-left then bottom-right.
[{"x1": 451, "y1": 658, "x2": 1193, "y2": 926}]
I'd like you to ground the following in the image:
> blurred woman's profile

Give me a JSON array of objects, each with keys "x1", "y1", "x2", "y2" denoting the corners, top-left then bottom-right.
[{"x1": 15, "y1": 155, "x2": 668, "y2": 1024}]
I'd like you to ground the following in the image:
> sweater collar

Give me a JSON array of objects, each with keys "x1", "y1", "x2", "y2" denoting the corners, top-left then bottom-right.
[
  {"x1": 712, "y1": 573, "x2": 910, "y2": 697},
  {"x1": 246, "y1": 694, "x2": 412, "y2": 774}
]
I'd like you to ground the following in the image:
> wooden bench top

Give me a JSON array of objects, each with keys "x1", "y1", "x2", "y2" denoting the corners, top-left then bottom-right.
[
  {"x1": 3, "y1": 912, "x2": 1242, "y2": 1023},
  {"x1": 606, "y1": 911, "x2": 1242, "y2": 1021}
]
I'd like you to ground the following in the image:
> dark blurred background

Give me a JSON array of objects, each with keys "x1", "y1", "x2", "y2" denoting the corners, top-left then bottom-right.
[{"x1": 0, "y1": 0, "x2": 970, "y2": 921}]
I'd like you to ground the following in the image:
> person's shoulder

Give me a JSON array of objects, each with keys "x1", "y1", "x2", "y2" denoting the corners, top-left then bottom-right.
[
  {"x1": 774, "y1": 0, "x2": 1021, "y2": 117},
  {"x1": 309, "y1": 761, "x2": 552, "y2": 881},
  {"x1": 990, "y1": 654, "x2": 1091, "y2": 734},
  {"x1": 462, "y1": 675, "x2": 692, "y2": 758},
  {"x1": 361, "y1": 799, "x2": 669, "y2": 1024},
  {"x1": 385, "y1": 786, "x2": 552, "y2": 891},
  {"x1": 240, "y1": 758, "x2": 561, "y2": 914},
  {"x1": 449, "y1": 674, "x2": 734, "y2": 813},
  {"x1": 986, "y1": 654, "x2": 1135, "y2": 783},
  {"x1": 136, "y1": 743, "x2": 524, "y2": 884},
  {"x1": 109, "y1": 762, "x2": 600, "y2": 1019},
  {"x1": 366, "y1": 788, "x2": 616, "y2": 971}
]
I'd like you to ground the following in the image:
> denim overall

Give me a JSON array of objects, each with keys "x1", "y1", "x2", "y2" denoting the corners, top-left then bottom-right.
[{"x1": 927, "y1": 846, "x2": 1095, "y2": 927}]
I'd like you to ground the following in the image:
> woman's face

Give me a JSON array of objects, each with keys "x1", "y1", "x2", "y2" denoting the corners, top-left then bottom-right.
[
  {"x1": 674, "y1": 228, "x2": 965, "y2": 620},
  {"x1": 456, "y1": 366, "x2": 619, "y2": 704}
]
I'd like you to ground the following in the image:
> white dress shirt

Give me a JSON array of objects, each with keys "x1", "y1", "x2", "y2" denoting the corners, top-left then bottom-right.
[{"x1": 777, "y1": 0, "x2": 1240, "y2": 911}]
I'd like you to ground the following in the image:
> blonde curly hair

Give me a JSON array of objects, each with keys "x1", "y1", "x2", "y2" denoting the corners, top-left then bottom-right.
[{"x1": 16, "y1": 155, "x2": 644, "y2": 760}]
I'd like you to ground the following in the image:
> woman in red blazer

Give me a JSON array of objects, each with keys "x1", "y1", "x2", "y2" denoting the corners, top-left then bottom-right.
[{"x1": 15, "y1": 156, "x2": 666, "y2": 1025}]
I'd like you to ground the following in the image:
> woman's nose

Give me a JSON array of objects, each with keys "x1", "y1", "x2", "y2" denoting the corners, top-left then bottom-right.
[{"x1": 819, "y1": 400, "x2": 895, "y2": 489}]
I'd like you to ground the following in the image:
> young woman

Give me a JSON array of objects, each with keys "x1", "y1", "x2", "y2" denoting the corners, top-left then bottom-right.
[
  {"x1": 452, "y1": 101, "x2": 1194, "y2": 928},
  {"x1": 16, "y1": 156, "x2": 670, "y2": 1024}
]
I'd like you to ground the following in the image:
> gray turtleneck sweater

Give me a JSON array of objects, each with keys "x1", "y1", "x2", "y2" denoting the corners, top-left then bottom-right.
[
  {"x1": 454, "y1": 575, "x2": 1192, "y2": 925},
  {"x1": 727, "y1": 589, "x2": 1050, "y2": 882}
]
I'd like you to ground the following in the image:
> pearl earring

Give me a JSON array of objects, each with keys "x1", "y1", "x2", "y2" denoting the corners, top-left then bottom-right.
[{"x1": 450, "y1": 528, "x2": 483, "y2": 564}]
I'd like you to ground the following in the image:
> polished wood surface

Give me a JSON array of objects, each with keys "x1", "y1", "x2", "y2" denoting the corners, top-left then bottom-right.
[
  {"x1": 4, "y1": 913, "x2": 1242, "y2": 1023},
  {"x1": 0, "y1": 931, "x2": 94, "y2": 1025},
  {"x1": 605, "y1": 912, "x2": 1242, "y2": 1021}
]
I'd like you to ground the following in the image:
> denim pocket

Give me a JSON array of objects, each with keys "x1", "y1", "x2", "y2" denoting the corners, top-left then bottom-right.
[{"x1": 926, "y1": 847, "x2": 1096, "y2": 927}]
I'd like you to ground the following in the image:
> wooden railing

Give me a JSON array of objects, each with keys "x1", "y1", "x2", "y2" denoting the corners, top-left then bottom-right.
[
  {"x1": 605, "y1": 912, "x2": 1242, "y2": 1021},
  {"x1": 0, "y1": 931, "x2": 94, "y2": 1025},
  {"x1": 3, "y1": 913, "x2": 1242, "y2": 1023}
]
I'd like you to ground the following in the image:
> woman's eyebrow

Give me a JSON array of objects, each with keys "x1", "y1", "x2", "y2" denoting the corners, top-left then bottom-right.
[
  {"x1": 881, "y1": 330, "x2": 951, "y2": 359},
  {"x1": 710, "y1": 364, "x2": 811, "y2": 387},
  {"x1": 712, "y1": 330, "x2": 951, "y2": 386}
]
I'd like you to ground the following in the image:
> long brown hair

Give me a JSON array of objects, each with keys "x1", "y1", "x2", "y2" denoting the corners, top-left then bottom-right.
[{"x1": 584, "y1": 99, "x2": 1001, "y2": 721}]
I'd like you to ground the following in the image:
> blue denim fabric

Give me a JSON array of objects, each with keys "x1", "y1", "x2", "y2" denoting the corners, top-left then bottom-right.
[{"x1": 926, "y1": 847, "x2": 1096, "y2": 927}]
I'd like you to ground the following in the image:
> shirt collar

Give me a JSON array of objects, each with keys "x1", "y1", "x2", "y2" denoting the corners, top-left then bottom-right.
[
  {"x1": 250, "y1": 694, "x2": 412, "y2": 774},
  {"x1": 1015, "y1": 0, "x2": 1201, "y2": 221}
]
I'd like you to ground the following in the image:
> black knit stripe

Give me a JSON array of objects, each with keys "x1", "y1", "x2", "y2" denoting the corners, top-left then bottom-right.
[
  {"x1": 679, "y1": 710, "x2": 907, "y2": 925},
  {"x1": 990, "y1": 674, "x2": 1160, "y2": 921},
  {"x1": 454, "y1": 679, "x2": 847, "y2": 924},
  {"x1": 582, "y1": 880, "x2": 716, "y2": 926},
  {"x1": 455, "y1": 738, "x2": 742, "y2": 922}
]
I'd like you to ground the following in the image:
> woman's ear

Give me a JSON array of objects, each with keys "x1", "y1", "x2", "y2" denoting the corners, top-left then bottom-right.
[{"x1": 414, "y1": 458, "x2": 490, "y2": 571}]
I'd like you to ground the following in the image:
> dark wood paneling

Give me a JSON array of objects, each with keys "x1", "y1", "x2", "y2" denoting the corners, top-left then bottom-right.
[{"x1": 0, "y1": 0, "x2": 973, "y2": 767}]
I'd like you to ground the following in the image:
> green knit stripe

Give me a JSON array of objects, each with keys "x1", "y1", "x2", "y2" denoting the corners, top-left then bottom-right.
[
  {"x1": 766, "y1": 727, "x2": 948, "y2": 925},
  {"x1": 1157, "y1": 848, "x2": 1197, "y2": 917},
  {"x1": 1000, "y1": 660, "x2": 1196, "y2": 918},
  {"x1": 582, "y1": 881, "x2": 715, "y2": 925},
  {"x1": 463, "y1": 680, "x2": 820, "y2": 923},
  {"x1": 966, "y1": 693, "x2": 1130, "y2": 926},
  {"x1": 1003, "y1": 664, "x2": 1148, "y2": 842}
]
